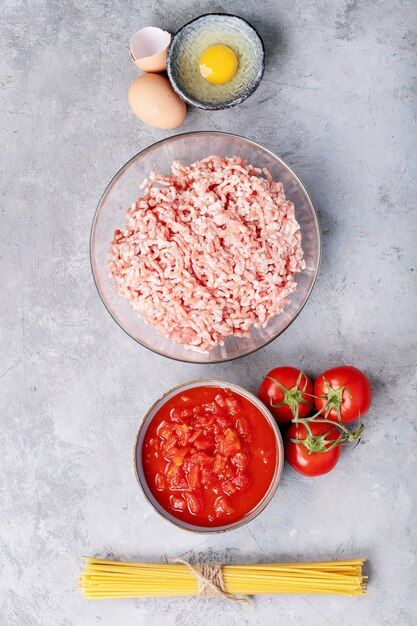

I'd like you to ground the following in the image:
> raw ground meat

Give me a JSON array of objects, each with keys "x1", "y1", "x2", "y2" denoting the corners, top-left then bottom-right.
[{"x1": 108, "y1": 155, "x2": 305, "y2": 352}]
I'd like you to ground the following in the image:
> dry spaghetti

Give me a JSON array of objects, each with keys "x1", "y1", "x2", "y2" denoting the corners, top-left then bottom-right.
[{"x1": 79, "y1": 557, "x2": 366, "y2": 599}]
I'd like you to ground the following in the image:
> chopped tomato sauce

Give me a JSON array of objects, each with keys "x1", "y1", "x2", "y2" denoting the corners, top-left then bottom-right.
[{"x1": 142, "y1": 386, "x2": 277, "y2": 527}]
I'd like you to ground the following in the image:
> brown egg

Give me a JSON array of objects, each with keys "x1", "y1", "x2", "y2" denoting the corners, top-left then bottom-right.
[
  {"x1": 128, "y1": 74, "x2": 187, "y2": 130},
  {"x1": 129, "y1": 27, "x2": 171, "y2": 73}
]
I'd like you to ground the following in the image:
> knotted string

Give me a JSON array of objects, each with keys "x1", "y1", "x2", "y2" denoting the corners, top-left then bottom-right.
[{"x1": 169, "y1": 559, "x2": 251, "y2": 605}]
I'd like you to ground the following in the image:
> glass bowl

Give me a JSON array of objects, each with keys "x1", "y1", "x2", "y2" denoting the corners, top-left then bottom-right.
[
  {"x1": 133, "y1": 379, "x2": 284, "y2": 533},
  {"x1": 90, "y1": 131, "x2": 321, "y2": 363}
]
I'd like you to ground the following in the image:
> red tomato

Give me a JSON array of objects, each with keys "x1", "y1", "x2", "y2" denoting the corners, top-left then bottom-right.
[
  {"x1": 165, "y1": 463, "x2": 187, "y2": 490},
  {"x1": 155, "y1": 473, "x2": 165, "y2": 491},
  {"x1": 314, "y1": 366, "x2": 372, "y2": 424},
  {"x1": 214, "y1": 496, "x2": 234, "y2": 517},
  {"x1": 183, "y1": 492, "x2": 204, "y2": 515},
  {"x1": 187, "y1": 464, "x2": 201, "y2": 490},
  {"x1": 175, "y1": 424, "x2": 190, "y2": 446},
  {"x1": 285, "y1": 421, "x2": 341, "y2": 477},
  {"x1": 222, "y1": 480, "x2": 236, "y2": 496},
  {"x1": 236, "y1": 416, "x2": 252, "y2": 442},
  {"x1": 169, "y1": 495, "x2": 186, "y2": 511},
  {"x1": 172, "y1": 447, "x2": 190, "y2": 467},
  {"x1": 218, "y1": 428, "x2": 241, "y2": 457},
  {"x1": 258, "y1": 367, "x2": 313, "y2": 423},
  {"x1": 232, "y1": 471, "x2": 250, "y2": 491},
  {"x1": 231, "y1": 451, "x2": 248, "y2": 470}
]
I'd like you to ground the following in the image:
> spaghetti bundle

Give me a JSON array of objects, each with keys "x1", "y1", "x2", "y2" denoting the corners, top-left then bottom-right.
[{"x1": 79, "y1": 557, "x2": 366, "y2": 600}]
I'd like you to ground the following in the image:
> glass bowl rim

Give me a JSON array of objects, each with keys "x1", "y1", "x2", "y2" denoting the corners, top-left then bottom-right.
[
  {"x1": 166, "y1": 13, "x2": 265, "y2": 110},
  {"x1": 90, "y1": 130, "x2": 321, "y2": 364},
  {"x1": 133, "y1": 378, "x2": 284, "y2": 533}
]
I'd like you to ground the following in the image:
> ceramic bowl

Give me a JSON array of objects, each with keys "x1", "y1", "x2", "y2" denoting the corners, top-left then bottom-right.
[{"x1": 167, "y1": 14, "x2": 265, "y2": 110}]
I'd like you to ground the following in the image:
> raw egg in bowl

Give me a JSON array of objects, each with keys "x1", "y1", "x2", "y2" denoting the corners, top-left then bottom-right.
[
  {"x1": 134, "y1": 380, "x2": 284, "y2": 533},
  {"x1": 167, "y1": 14, "x2": 265, "y2": 110}
]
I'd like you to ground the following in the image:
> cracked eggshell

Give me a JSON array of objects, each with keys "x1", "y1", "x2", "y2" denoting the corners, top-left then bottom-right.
[{"x1": 130, "y1": 27, "x2": 171, "y2": 73}]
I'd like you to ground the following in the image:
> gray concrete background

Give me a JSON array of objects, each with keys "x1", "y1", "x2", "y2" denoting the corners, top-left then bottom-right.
[{"x1": 1, "y1": 0, "x2": 416, "y2": 624}]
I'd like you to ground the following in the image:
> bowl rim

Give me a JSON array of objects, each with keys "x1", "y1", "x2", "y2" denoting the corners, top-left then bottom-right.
[
  {"x1": 133, "y1": 378, "x2": 284, "y2": 533},
  {"x1": 90, "y1": 130, "x2": 322, "y2": 364},
  {"x1": 166, "y1": 13, "x2": 265, "y2": 110}
]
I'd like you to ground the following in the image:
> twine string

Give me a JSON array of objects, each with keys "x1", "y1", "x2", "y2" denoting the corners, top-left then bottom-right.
[{"x1": 170, "y1": 559, "x2": 251, "y2": 605}]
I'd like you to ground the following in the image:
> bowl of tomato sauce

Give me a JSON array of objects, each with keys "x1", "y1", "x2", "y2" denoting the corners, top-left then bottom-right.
[{"x1": 134, "y1": 380, "x2": 283, "y2": 533}]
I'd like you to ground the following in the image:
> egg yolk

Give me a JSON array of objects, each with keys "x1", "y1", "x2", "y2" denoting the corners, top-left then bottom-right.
[{"x1": 199, "y1": 45, "x2": 238, "y2": 85}]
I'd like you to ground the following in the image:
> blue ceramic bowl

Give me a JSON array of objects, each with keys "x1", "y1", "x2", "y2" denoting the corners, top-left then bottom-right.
[{"x1": 167, "y1": 14, "x2": 265, "y2": 110}]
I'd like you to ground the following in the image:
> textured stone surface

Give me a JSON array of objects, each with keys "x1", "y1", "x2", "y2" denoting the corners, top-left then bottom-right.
[{"x1": 1, "y1": 1, "x2": 416, "y2": 624}]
